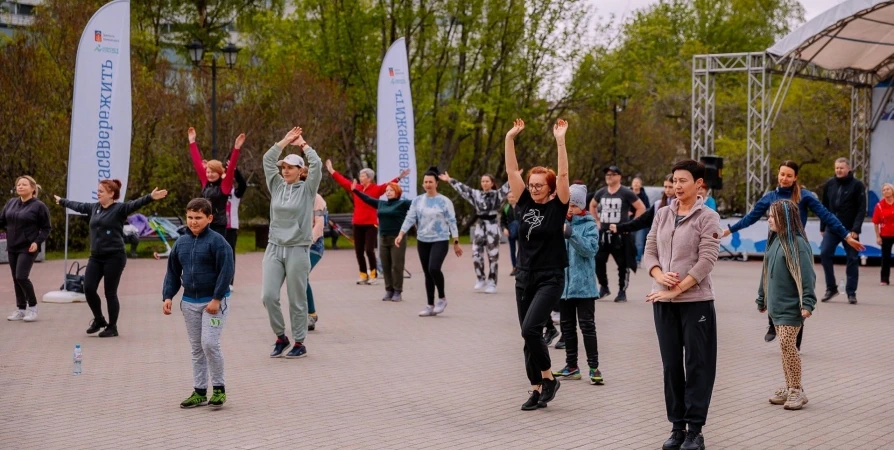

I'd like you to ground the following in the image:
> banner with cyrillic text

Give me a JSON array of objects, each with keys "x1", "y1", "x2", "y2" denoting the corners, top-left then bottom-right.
[
  {"x1": 376, "y1": 38, "x2": 417, "y2": 199},
  {"x1": 66, "y1": 0, "x2": 131, "y2": 210}
]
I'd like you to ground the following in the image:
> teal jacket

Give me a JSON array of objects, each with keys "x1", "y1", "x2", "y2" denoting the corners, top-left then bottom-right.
[
  {"x1": 263, "y1": 144, "x2": 322, "y2": 247},
  {"x1": 562, "y1": 213, "x2": 600, "y2": 300},
  {"x1": 756, "y1": 234, "x2": 817, "y2": 326}
]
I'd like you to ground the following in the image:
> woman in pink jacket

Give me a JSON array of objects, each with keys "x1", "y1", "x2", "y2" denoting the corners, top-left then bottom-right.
[{"x1": 643, "y1": 159, "x2": 721, "y2": 450}]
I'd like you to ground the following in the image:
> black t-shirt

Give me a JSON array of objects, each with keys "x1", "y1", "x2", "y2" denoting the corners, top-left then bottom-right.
[
  {"x1": 516, "y1": 189, "x2": 569, "y2": 271},
  {"x1": 593, "y1": 186, "x2": 640, "y2": 231}
]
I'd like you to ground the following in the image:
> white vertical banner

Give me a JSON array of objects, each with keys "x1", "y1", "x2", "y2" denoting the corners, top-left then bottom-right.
[
  {"x1": 377, "y1": 38, "x2": 417, "y2": 199},
  {"x1": 66, "y1": 0, "x2": 132, "y2": 209}
]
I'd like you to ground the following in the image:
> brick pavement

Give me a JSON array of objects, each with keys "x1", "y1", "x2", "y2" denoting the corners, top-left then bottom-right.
[{"x1": 1, "y1": 244, "x2": 893, "y2": 449}]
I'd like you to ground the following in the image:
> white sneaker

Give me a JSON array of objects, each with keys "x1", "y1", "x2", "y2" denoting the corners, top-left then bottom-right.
[
  {"x1": 419, "y1": 305, "x2": 436, "y2": 317},
  {"x1": 23, "y1": 306, "x2": 38, "y2": 322},
  {"x1": 473, "y1": 280, "x2": 486, "y2": 291},
  {"x1": 7, "y1": 310, "x2": 25, "y2": 321},
  {"x1": 485, "y1": 281, "x2": 497, "y2": 294},
  {"x1": 229, "y1": 285, "x2": 235, "y2": 292},
  {"x1": 551, "y1": 311, "x2": 560, "y2": 325},
  {"x1": 433, "y1": 298, "x2": 448, "y2": 314}
]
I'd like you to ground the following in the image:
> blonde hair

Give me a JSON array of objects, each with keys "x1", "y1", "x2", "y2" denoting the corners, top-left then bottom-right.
[
  {"x1": 883, "y1": 183, "x2": 894, "y2": 195},
  {"x1": 762, "y1": 200, "x2": 807, "y2": 310},
  {"x1": 15, "y1": 175, "x2": 39, "y2": 198},
  {"x1": 206, "y1": 160, "x2": 225, "y2": 176}
]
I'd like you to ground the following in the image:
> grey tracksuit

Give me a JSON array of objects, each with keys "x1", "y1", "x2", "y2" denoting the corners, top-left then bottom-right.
[{"x1": 261, "y1": 143, "x2": 322, "y2": 343}]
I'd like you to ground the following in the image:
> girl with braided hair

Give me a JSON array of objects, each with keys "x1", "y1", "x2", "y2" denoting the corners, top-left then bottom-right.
[{"x1": 756, "y1": 200, "x2": 817, "y2": 411}]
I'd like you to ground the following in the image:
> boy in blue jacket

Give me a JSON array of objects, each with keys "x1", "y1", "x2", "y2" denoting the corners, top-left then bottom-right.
[
  {"x1": 552, "y1": 184, "x2": 604, "y2": 385},
  {"x1": 162, "y1": 198, "x2": 235, "y2": 408}
]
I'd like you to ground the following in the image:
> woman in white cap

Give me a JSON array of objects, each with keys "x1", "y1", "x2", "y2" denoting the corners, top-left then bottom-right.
[{"x1": 261, "y1": 127, "x2": 322, "y2": 359}]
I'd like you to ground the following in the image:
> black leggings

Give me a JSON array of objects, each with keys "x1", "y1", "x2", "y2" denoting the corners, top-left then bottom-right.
[
  {"x1": 354, "y1": 224, "x2": 378, "y2": 274},
  {"x1": 516, "y1": 269, "x2": 565, "y2": 385},
  {"x1": 225, "y1": 228, "x2": 238, "y2": 285},
  {"x1": 84, "y1": 252, "x2": 127, "y2": 326},
  {"x1": 417, "y1": 240, "x2": 448, "y2": 305},
  {"x1": 8, "y1": 251, "x2": 38, "y2": 309},
  {"x1": 882, "y1": 236, "x2": 894, "y2": 284},
  {"x1": 559, "y1": 298, "x2": 599, "y2": 369}
]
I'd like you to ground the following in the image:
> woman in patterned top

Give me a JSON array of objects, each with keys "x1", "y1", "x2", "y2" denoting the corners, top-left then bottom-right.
[
  {"x1": 396, "y1": 167, "x2": 463, "y2": 317},
  {"x1": 440, "y1": 172, "x2": 509, "y2": 293}
]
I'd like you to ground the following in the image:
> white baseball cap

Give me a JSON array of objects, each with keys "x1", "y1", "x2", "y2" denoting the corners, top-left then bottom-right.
[{"x1": 276, "y1": 154, "x2": 305, "y2": 168}]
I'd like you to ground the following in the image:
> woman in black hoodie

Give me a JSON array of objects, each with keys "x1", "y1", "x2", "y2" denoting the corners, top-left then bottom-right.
[
  {"x1": 56, "y1": 179, "x2": 167, "y2": 337},
  {"x1": 2, "y1": 176, "x2": 52, "y2": 322}
]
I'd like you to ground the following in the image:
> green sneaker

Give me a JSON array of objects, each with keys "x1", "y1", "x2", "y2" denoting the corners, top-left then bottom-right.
[
  {"x1": 180, "y1": 391, "x2": 208, "y2": 408},
  {"x1": 589, "y1": 368, "x2": 604, "y2": 385},
  {"x1": 551, "y1": 366, "x2": 581, "y2": 380},
  {"x1": 209, "y1": 388, "x2": 226, "y2": 408}
]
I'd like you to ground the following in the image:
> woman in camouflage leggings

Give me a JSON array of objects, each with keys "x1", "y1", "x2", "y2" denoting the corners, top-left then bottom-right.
[{"x1": 440, "y1": 172, "x2": 509, "y2": 294}]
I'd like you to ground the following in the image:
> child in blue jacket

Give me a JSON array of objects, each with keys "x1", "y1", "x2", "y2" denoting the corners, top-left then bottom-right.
[{"x1": 552, "y1": 184, "x2": 603, "y2": 385}]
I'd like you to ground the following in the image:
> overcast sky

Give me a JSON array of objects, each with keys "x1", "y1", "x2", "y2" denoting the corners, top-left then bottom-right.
[{"x1": 596, "y1": 0, "x2": 845, "y2": 24}]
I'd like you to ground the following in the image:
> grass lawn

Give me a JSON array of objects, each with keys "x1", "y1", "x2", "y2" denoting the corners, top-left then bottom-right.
[{"x1": 45, "y1": 232, "x2": 474, "y2": 260}]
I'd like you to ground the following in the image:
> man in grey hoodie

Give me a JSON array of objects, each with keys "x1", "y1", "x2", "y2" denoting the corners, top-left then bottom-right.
[{"x1": 262, "y1": 127, "x2": 323, "y2": 359}]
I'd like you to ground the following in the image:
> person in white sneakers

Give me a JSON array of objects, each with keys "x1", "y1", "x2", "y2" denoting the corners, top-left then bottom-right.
[
  {"x1": 440, "y1": 172, "x2": 509, "y2": 294},
  {"x1": 2, "y1": 176, "x2": 52, "y2": 322}
]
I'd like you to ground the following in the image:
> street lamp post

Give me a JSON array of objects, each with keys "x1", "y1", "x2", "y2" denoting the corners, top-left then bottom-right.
[
  {"x1": 186, "y1": 40, "x2": 240, "y2": 160},
  {"x1": 611, "y1": 96, "x2": 629, "y2": 166}
]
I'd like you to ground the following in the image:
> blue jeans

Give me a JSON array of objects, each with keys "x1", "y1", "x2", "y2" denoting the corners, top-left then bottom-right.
[
  {"x1": 820, "y1": 232, "x2": 859, "y2": 295},
  {"x1": 307, "y1": 251, "x2": 322, "y2": 314},
  {"x1": 635, "y1": 227, "x2": 649, "y2": 263}
]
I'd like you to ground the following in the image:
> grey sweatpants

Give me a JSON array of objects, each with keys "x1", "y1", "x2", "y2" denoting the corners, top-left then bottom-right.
[
  {"x1": 181, "y1": 298, "x2": 229, "y2": 390},
  {"x1": 262, "y1": 244, "x2": 310, "y2": 342}
]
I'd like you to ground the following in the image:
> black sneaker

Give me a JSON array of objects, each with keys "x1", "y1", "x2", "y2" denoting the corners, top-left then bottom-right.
[
  {"x1": 98, "y1": 325, "x2": 118, "y2": 337},
  {"x1": 598, "y1": 285, "x2": 611, "y2": 299},
  {"x1": 539, "y1": 377, "x2": 560, "y2": 404},
  {"x1": 614, "y1": 290, "x2": 627, "y2": 302},
  {"x1": 285, "y1": 343, "x2": 307, "y2": 359},
  {"x1": 820, "y1": 288, "x2": 839, "y2": 302},
  {"x1": 764, "y1": 325, "x2": 776, "y2": 342},
  {"x1": 542, "y1": 326, "x2": 559, "y2": 347},
  {"x1": 555, "y1": 340, "x2": 566, "y2": 349},
  {"x1": 86, "y1": 318, "x2": 107, "y2": 334},
  {"x1": 848, "y1": 295, "x2": 858, "y2": 304},
  {"x1": 680, "y1": 431, "x2": 705, "y2": 450},
  {"x1": 520, "y1": 390, "x2": 544, "y2": 411},
  {"x1": 662, "y1": 430, "x2": 687, "y2": 450},
  {"x1": 270, "y1": 337, "x2": 290, "y2": 358}
]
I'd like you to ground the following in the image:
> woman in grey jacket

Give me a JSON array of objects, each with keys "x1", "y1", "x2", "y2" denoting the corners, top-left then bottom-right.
[
  {"x1": 643, "y1": 159, "x2": 721, "y2": 450},
  {"x1": 261, "y1": 127, "x2": 322, "y2": 359}
]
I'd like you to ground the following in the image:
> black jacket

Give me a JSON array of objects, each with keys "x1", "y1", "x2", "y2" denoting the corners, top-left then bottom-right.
[
  {"x1": 59, "y1": 195, "x2": 154, "y2": 256},
  {"x1": 821, "y1": 172, "x2": 866, "y2": 234},
  {"x1": 0, "y1": 197, "x2": 52, "y2": 252}
]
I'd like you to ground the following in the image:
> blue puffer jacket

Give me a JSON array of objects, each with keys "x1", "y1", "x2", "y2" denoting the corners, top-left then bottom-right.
[
  {"x1": 162, "y1": 225, "x2": 234, "y2": 302},
  {"x1": 562, "y1": 213, "x2": 600, "y2": 300},
  {"x1": 727, "y1": 186, "x2": 850, "y2": 239}
]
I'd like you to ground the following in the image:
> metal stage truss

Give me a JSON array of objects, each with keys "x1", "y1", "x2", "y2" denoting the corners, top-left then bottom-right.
[{"x1": 691, "y1": 52, "x2": 877, "y2": 211}]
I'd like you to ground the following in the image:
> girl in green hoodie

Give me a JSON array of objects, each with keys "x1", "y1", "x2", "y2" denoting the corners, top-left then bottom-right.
[{"x1": 756, "y1": 200, "x2": 817, "y2": 411}]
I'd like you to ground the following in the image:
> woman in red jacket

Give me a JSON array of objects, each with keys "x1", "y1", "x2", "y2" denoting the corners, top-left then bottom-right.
[
  {"x1": 873, "y1": 183, "x2": 894, "y2": 285},
  {"x1": 326, "y1": 160, "x2": 409, "y2": 284},
  {"x1": 187, "y1": 127, "x2": 243, "y2": 236}
]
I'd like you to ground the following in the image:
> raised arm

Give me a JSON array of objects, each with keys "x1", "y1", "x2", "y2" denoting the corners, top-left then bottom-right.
[
  {"x1": 56, "y1": 198, "x2": 96, "y2": 215},
  {"x1": 445, "y1": 173, "x2": 478, "y2": 204},
  {"x1": 187, "y1": 127, "x2": 208, "y2": 187},
  {"x1": 617, "y1": 205, "x2": 655, "y2": 233},
  {"x1": 727, "y1": 192, "x2": 771, "y2": 234},
  {"x1": 301, "y1": 142, "x2": 323, "y2": 195},
  {"x1": 122, "y1": 191, "x2": 163, "y2": 216},
  {"x1": 353, "y1": 188, "x2": 381, "y2": 209},
  {"x1": 264, "y1": 127, "x2": 303, "y2": 191},
  {"x1": 803, "y1": 193, "x2": 849, "y2": 239},
  {"x1": 504, "y1": 119, "x2": 526, "y2": 200},
  {"x1": 329, "y1": 168, "x2": 354, "y2": 193},
  {"x1": 553, "y1": 119, "x2": 570, "y2": 204},
  {"x1": 220, "y1": 133, "x2": 244, "y2": 195}
]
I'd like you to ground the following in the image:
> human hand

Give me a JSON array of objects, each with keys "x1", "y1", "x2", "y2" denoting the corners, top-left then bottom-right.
[
  {"x1": 325, "y1": 159, "x2": 335, "y2": 174},
  {"x1": 454, "y1": 242, "x2": 464, "y2": 257},
  {"x1": 438, "y1": 172, "x2": 450, "y2": 182},
  {"x1": 609, "y1": 224, "x2": 618, "y2": 233},
  {"x1": 399, "y1": 168, "x2": 411, "y2": 179},
  {"x1": 153, "y1": 252, "x2": 160, "y2": 260},
  {"x1": 506, "y1": 118, "x2": 525, "y2": 139},
  {"x1": 278, "y1": 127, "x2": 302, "y2": 148},
  {"x1": 553, "y1": 118, "x2": 568, "y2": 140},
  {"x1": 801, "y1": 309, "x2": 812, "y2": 319},
  {"x1": 188, "y1": 127, "x2": 196, "y2": 143},
  {"x1": 234, "y1": 133, "x2": 246, "y2": 149},
  {"x1": 845, "y1": 236, "x2": 865, "y2": 252},
  {"x1": 849, "y1": 232, "x2": 859, "y2": 240},
  {"x1": 395, "y1": 234, "x2": 404, "y2": 246},
  {"x1": 722, "y1": 229, "x2": 731, "y2": 238},
  {"x1": 151, "y1": 188, "x2": 168, "y2": 201},
  {"x1": 28, "y1": 243, "x2": 38, "y2": 253},
  {"x1": 503, "y1": 228, "x2": 509, "y2": 237},
  {"x1": 291, "y1": 134, "x2": 307, "y2": 148},
  {"x1": 653, "y1": 270, "x2": 680, "y2": 289},
  {"x1": 205, "y1": 299, "x2": 221, "y2": 314},
  {"x1": 163, "y1": 299, "x2": 172, "y2": 315},
  {"x1": 54, "y1": 195, "x2": 61, "y2": 204},
  {"x1": 646, "y1": 288, "x2": 680, "y2": 303},
  {"x1": 879, "y1": 236, "x2": 884, "y2": 246}
]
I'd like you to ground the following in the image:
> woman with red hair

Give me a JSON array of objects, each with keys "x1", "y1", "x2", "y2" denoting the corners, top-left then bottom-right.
[
  {"x1": 354, "y1": 182, "x2": 413, "y2": 301},
  {"x1": 505, "y1": 118, "x2": 570, "y2": 411}
]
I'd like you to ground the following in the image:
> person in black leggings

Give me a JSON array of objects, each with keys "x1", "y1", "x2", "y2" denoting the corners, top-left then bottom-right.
[
  {"x1": 56, "y1": 179, "x2": 168, "y2": 337},
  {"x1": 396, "y1": 167, "x2": 462, "y2": 317},
  {"x1": 2, "y1": 176, "x2": 52, "y2": 322},
  {"x1": 504, "y1": 118, "x2": 571, "y2": 411}
]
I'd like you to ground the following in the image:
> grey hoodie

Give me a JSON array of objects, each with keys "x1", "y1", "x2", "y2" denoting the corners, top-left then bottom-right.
[{"x1": 263, "y1": 143, "x2": 322, "y2": 247}]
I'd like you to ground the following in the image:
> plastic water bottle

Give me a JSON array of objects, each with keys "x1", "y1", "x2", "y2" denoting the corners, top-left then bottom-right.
[
  {"x1": 73, "y1": 344, "x2": 82, "y2": 376},
  {"x1": 838, "y1": 277, "x2": 845, "y2": 291}
]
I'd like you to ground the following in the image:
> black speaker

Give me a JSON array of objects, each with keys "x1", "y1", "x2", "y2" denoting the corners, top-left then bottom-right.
[{"x1": 700, "y1": 156, "x2": 723, "y2": 190}]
